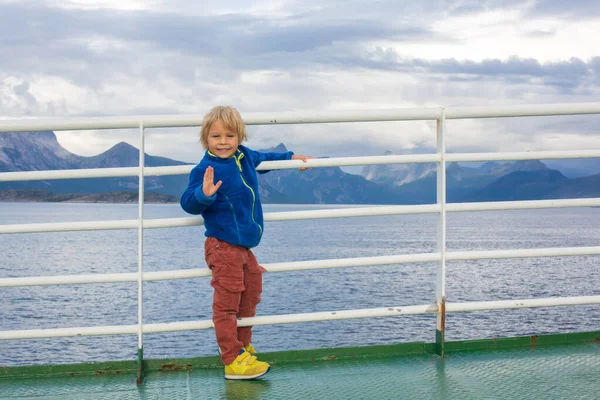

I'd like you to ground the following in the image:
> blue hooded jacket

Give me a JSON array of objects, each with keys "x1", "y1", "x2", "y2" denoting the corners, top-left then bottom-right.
[{"x1": 180, "y1": 145, "x2": 294, "y2": 248}]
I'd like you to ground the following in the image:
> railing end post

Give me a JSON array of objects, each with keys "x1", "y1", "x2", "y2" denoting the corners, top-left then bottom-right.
[
  {"x1": 136, "y1": 347, "x2": 145, "y2": 385},
  {"x1": 435, "y1": 297, "x2": 446, "y2": 358}
]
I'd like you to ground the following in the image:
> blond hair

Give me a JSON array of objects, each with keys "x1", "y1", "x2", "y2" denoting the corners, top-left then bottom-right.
[{"x1": 200, "y1": 106, "x2": 248, "y2": 149}]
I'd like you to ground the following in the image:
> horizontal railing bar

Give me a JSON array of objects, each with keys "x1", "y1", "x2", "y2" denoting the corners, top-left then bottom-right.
[
  {"x1": 147, "y1": 295, "x2": 600, "y2": 331},
  {"x1": 446, "y1": 246, "x2": 600, "y2": 260},
  {"x1": 444, "y1": 102, "x2": 600, "y2": 119},
  {"x1": 446, "y1": 296, "x2": 600, "y2": 312},
  {"x1": 0, "y1": 303, "x2": 438, "y2": 339},
  {"x1": 0, "y1": 254, "x2": 439, "y2": 287},
  {"x1": 3, "y1": 148, "x2": 600, "y2": 183},
  {"x1": 2, "y1": 294, "x2": 599, "y2": 339},
  {"x1": 2, "y1": 245, "x2": 599, "y2": 288},
  {"x1": 1, "y1": 103, "x2": 599, "y2": 133},
  {"x1": 446, "y1": 149, "x2": 600, "y2": 163},
  {"x1": 0, "y1": 109, "x2": 443, "y2": 132},
  {"x1": 0, "y1": 205, "x2": 441, "y2": 234},
  {"x1": 0, "y1": 325, "x2": 138, "y2": 340},
  {"x1": 0, "y1": 219, "x2": 142, "y2": 234},
  {"x1": 3, "y1": 198, "x2": 600, "y2": 234},
  {"x1": 264, "y1": 254, "x2": 440, "y2": 272},
  {"x1": 0, "y1": 165, "x2": 194, "y2": 182},
  {"x1": 263, "y1": 204, "x2": 440, "y2": 221},
  {"x1": 446, "y1": 198, "x2": 600, "y2": 212},
  {"x1": 262, "y1": 150, "x2": 600, "y2": 171},
  {"x1": 0, "y1": 154, "x2": 439, "y2": 183},
  {"x1": 245, "y1": 109, "x2": 443, "y2": 124},
  {"x1": 144, "y1": 303, "x2": 439, "y2": 333},
  {"x1": 0, "y1": 273, "x2": 139, "y2": 287},
  {"x1": 258, "y1": 154, "x2": 440, "y2": 171}
]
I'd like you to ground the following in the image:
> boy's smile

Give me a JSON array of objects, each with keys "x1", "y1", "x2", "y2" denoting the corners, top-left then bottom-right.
[{"x1": 207, "y1": 120, "x2": 240, "y2": 159}]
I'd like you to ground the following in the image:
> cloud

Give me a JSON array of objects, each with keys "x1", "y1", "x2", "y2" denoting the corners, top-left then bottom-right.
[
  {"x1": 423, "y1": 0, "x2": 600, "y2": 20},
  {"x1": 324, "y1": 50, "x2": 599, "y2": 93},
  {"x1": 0, "y1": 0, "x2": 599, "y2": 163},
  {"x1": 527, "y1": 0, "x2": 600, "y2": 19},
  {"x1": 0, "y1": 2, "x2": 436, "y2": 60}
]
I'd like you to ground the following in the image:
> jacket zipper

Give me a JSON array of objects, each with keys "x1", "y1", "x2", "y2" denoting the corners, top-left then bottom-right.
[{"x1": 235, "y1": 152, "x2": 262, "y2": 245}]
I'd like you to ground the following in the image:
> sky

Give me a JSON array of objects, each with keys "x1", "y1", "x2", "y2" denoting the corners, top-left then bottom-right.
[{"x1": 1, "y1": 0, "x2": 599, "y2": 165}]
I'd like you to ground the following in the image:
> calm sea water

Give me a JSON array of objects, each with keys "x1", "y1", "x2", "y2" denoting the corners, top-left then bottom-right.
[{"x1": 0, "y1": 202, "x2": 599, "y2": 366}]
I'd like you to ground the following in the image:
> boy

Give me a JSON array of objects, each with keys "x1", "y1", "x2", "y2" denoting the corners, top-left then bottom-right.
[{"x1": 180, "y1": 106, "x2": 310, "y2": 380}]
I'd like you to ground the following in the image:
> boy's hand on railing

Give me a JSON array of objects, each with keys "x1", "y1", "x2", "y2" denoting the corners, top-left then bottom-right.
[
  {"x1": 292, "y1": 154, "x2": 313, "y2": 171},
  {"x1": 203, "y1": 166, "x2": 222, "y2": 197}
]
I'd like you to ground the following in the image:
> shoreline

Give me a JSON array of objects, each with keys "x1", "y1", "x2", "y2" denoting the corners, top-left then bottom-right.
[{"x1": 0, "y1": 190, "x2": 178, "y2": 204}]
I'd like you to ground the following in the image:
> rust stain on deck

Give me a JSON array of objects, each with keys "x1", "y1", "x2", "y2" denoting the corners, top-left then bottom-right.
[
  {"x1": 159, "y1": 363, "x2": 193, "y2": 372},
  {"x1": 530, "y1": 335, "x2": 539, "y2": 347}
]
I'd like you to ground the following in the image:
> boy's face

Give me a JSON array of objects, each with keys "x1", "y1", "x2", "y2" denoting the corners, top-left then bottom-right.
[{"x1": 207, "y1": 120, "x2": 240, "y2": 159}]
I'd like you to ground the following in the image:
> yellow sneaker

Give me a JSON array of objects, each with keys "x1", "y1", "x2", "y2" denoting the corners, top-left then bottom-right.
[
  {"x1": 219, "y1": 343, "x2": 258, "y2": 355},
  {"x1": 224, "y1": 349, "x2": 270, "y2": 380},
  {"x1": 244, "y1": 343, "x2": 257, "y2": 355}
]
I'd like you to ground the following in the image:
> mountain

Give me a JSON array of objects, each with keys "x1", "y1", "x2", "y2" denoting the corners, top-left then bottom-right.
[
  {"x1": 360, "y1": 151, "x2": 550, "y2": 187},
  {"x1": 2, "y1": 132, "x2": 599, "y2": 204},
  {"x1": 543, "y1": 159, "x2": 600, "y2": 178},
  {"x1": 467, "y1": 170, "x2": 569, "y2": 202},
  {"x1": 0, "y1": 131, "x2": 190, "y2": 196},
  {"x1": 361, "y1": 150, "x2": 436, "y2": 186},
  {"x1": 547, "y1": 173, "x2": 600, "y2": 198},
  {"x1": 365, "y1": 159, "x2": 553, "y2": 203},
  {"x1": 0, "y1": 133, "x2": 406, "y2": 204},
  {"x1": 476, "y1": 162, "x2": 501, "y2": 172},
  {"x1": 258, "y1": 144, "x2": 405, "y2": 204},
  {"x1": 76, "y1": 141, "x2": 187, "y2": 169},
  {"x1": 0, "y1": 131, "x2": 79, "y2": 172},
  {"x1": 488, "y1": 159, "x2": 548, "y2": 176},
  {"x1": 0, "y1": 189, "x2": 177, "y2": 203}
]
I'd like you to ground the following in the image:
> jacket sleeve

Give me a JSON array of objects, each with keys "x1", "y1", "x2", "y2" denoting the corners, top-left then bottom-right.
[
  {"x1": 248, "y1": 148, "x2": 294, "y2": 174},
  {"x1": 180, "y1": 165, "x2": 216, "y2": 215}
]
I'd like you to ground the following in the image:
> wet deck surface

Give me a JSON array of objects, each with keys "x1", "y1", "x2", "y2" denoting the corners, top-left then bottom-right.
[{"x1": 2, "y1": 342, "x2": 599, "y2": 399}]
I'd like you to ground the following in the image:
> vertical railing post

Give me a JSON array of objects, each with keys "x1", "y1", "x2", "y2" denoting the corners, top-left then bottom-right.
[
  {"x1": 435, "y1": 109, "x2": 447, "y2": 357},
  {"x1": 136, "y1": 122, "x2": 145, "y2": 384}
]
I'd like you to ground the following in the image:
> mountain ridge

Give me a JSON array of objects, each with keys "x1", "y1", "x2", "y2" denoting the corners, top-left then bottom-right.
[{"x1": 1, "y1": 131, "x2": 599, "y2": 204}]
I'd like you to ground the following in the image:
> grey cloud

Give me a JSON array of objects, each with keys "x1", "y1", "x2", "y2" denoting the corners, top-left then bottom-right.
[
  {"x1": 14, "y1": 81, "x2": 32, "y2": 96},
  {"x1": 14, "y1": 82, "x2": 37, "y2": 109},
  {"x1": 0, "y1": 2, "x2": 439, "y2": 92},
  {"x1": 240, "y1": 23, "x2": 429, "y2": 54},
  {"x1": 434, "y1": 57, "x2": 589, "y2": 79},
  {"x1": 426, "y1": 0, "x2": 600, "y2": 19},
  {"x1": 434, "y1": 57, "x2": 596, "y2": 92},
  {"x1": 537, "y1": 114, "x2": 600, "y2": 136},
  {"x1": 333, "y1": 51, "x2": 599, "y2": 93},
  {"x1": 590, "y1": 57, "x2": 600, "y2": 74},
  {"x1": 0, "y1": 4, "x2": 222, "y2": 57},
  {"x1": 0, "y1": 79, "x2": 62, "y2": 117},
  {"x1": 527, "y1": 0, "x2": 600, "y2": 19},
  {"x1": 0, "y1": 3, "x2": 434, "y2": 56}
]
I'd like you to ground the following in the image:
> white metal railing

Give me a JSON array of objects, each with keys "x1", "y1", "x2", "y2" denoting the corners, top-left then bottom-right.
[
  {"x1": 1, "y1": 103, "x2": 600, "y2": 361},
  {"x1": 1, "y1": 245, "x2": 600, "y2": 288},
  {"x1": 3, "y1": 198, "x2": 600, "y2": 234},
  {"x1": 4, "y1": 150, "x2": 600, "y2": 183}
]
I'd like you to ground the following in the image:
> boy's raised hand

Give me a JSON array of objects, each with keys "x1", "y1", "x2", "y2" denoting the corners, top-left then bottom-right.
[{"x1": 203, "y1": 166, "x2": 222, "y2": 197}]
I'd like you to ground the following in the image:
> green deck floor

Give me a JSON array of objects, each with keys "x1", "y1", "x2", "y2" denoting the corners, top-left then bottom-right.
[{"x1": 1, "y1": 339, "x2": 599, "y2": 399}]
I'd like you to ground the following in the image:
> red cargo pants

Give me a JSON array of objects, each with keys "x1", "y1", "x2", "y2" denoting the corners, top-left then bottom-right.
[{"x1": 204, "y1": 237, "x2": 266, "y2": 365}]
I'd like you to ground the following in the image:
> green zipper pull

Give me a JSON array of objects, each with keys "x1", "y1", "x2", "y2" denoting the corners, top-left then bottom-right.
[{"x1": 234, "y1": 152, "x2": 243, "y2": 172}]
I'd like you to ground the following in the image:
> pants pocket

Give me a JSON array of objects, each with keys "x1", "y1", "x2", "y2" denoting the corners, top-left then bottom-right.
[{"x1": 217, "y1": 277, "x2": 245, "y2": 293}]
